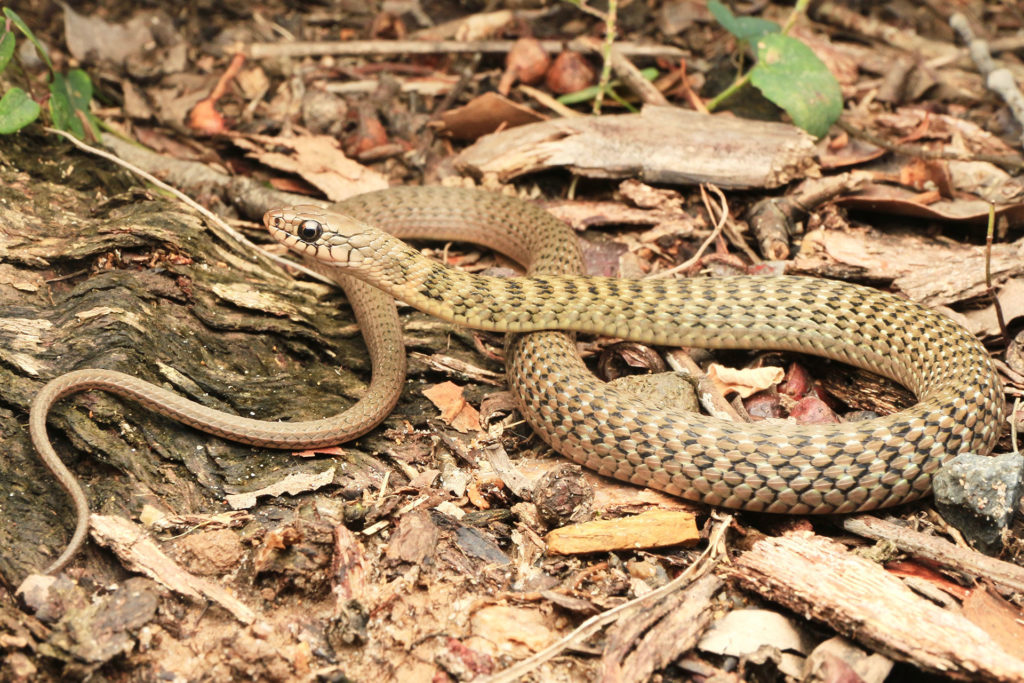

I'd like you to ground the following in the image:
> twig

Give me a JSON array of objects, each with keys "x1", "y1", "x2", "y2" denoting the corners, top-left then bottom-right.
[
  {"x1": 246, "y1": 39, "x2": 684, "y2": 60},
  {"x1": 479, "y1": 514, "x2": 733, "y2": 683},
  {"x1": 843, "y1": 515, "x2": 1024, "y2": 595},
  {"x1": 517, "y1": 84, "x2": 583, "y2": 118},
  {"x1": 648, "y1": 184, "x2": 728, "y2": 279},
  {"x1": 593, "y1": 0, "x2": 618, "y2": 115},
  {"x1": 1011, "y1": 397, "x2": 1021, "y2": 456},
  {"x1": 984, "y1": 204, "x2": 1009, "y2": 345},
  {"x1": 604, "y1": 41, "x2": 669, "y2": 107},
  {"x1": 562, "y1": 0, "x2": 608, "y2": 22},
  {"x1": 45, "y1": 128, "x2": 335, "y2": 286},
  {"x1": 950, "y1": 13, "x2": 1024, "y2": 151}
]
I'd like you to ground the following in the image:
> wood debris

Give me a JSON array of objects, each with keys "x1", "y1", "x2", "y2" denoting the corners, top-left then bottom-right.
[{"x1": 3, "y1": 1, "x2": 1024, "y2": 681}]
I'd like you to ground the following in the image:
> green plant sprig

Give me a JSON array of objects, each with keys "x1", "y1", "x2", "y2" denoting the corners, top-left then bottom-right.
[
  {"x1": 705, "y1": 0, "x2": 842, "y2": 137},
  {"x1": 0, "y1": 6, "x2": 99, "y2": 138}
]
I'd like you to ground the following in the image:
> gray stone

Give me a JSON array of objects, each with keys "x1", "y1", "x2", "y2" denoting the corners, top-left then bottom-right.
[{"x1": 933, "y1": 453, "x2": 1024, "y2": 554}]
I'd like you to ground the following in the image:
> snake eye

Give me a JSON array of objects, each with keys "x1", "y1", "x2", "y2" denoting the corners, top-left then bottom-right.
[{"x1": 298, "y1": 219, "x2": 323, "y2": 242}]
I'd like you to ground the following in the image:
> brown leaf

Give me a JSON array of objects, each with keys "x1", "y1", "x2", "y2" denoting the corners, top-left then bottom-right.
[
  {"x1": 440, "y1": 92, "x2": 546, "y2": 141},
  {"x1": 423, "y1": 381, "x2": 481, "y2": 433},
  {"x1": 707, "y1": 363, "x2": 785, "y2": 398},
  {"x1": 233, "y1": 134, "x2": 389, "y2": 201}
]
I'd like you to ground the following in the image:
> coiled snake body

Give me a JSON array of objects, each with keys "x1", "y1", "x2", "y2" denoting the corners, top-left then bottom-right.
[
  {"x1": 266, "y1": 187, "x2": 1003, "y2": 514},
  {"x1": 30, "y1": 186, "x2": 1003, "y2": 573}
]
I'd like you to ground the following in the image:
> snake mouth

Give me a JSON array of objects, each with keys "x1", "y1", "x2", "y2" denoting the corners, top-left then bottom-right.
[{"x1": 264, "y1": 209, "x2": 313, "y2": 254}]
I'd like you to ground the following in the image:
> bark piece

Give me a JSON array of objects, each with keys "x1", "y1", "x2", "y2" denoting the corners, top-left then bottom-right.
[
  {"x1": 962, "y1": 587, "x2": 1024, "y2": 662},
  {"x1": 43, "y1": 577, "x2": 158, "y2": 665},
  {"x1": 729, "y1": 531, "x2": 1024, "y2": 682},
  {"x1": 89, "y1": 515, "x2": 256, "y2": 624},
  {"x1": 794, "y1": 224, "x2": 1024, "y2": 308},
  {"x1": 385, "y1": 509, "x2": 440, "y2": 566},
  {"x1": 842, "y1": 516, "x2": 1024, "y2": 596},
  {"x1": 604, "y1": 573, "x2": 723, "y2": 683},
  {"x1": 224, "y1": 467, "x2": 337, "y2": 510},
  {"x1": 546, "y1": 509, "x2": 698, "y2": 555},
  {"x1": 456, "y1": 106, "x2": 818, "y2": 189}
]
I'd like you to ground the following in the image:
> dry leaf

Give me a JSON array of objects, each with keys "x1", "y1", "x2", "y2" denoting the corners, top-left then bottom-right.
[
  {"x1": 699, "y1": 608, "x2": 815, "y2": 678},
  {"x1": 234, "y1": 134, "x2": 389, "y2": 201},
  {"x1": 423, "y1": 381, "x2": 482, "y2": 433},
  {"x1": 707, "y1": 363, "x2": 785, "y2": 398},
  {"x1": 440, "y1": 92, "x2": 546, "y2": 141}
]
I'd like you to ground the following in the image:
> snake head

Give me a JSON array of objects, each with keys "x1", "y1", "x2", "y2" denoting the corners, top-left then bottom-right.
[{"x1": 264, "y1": 206, "x2": 383, "y2": 266}]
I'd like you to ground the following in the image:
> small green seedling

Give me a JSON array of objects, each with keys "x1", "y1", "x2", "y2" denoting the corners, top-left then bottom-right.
[
  {"x1": 707, "y1": 0, "x2": 842, "y2": 137},
  {"x1": 0, "y1": 7, "x2": 99, "y2": 138}
]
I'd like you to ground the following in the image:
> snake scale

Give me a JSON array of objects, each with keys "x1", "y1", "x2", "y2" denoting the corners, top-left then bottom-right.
[{"x1": 30, "y1": 186, "x2": 1003, "y2": 574}]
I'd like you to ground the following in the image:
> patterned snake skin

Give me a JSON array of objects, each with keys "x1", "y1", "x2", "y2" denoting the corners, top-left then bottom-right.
[{"x1": 266, "y1": 186, "x2": 1004, "y2": 514}]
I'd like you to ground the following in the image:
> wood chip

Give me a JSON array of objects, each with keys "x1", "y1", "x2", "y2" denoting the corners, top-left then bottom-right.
[
  {"x1": 729, "y1": 531, "x2": 1024, "y2": 681},
  {"x1": 546, "y1": 509, "x2": 699, "y2": 555},
  {"x1": 89, "y1": 515, "x2": 256, "y2": 624}
]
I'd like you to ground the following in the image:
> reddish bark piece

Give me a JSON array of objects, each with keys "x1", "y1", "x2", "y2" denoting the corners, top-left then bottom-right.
[
  {"x1": 545, "y1": 51, "x2": 597, "y2": 94},
  {"x1": 744, "y1": 391, "x2": 784, "y2": 420},
  {"x1": 962, "y1": 587, "x2": 1024, "y2": 662},
  {"x1": 779, "y1": 362, "x2": 812, "y2": 398}
]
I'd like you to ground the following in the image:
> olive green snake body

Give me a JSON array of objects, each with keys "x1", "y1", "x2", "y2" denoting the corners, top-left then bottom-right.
[{"x1": 30, "y1": 186, "x2": 1003, "y2": 574}]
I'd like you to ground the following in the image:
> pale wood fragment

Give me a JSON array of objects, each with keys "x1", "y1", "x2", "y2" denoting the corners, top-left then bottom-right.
[
  {"x1": 89, "y1": 515, "x2": 256, "y2": 624},
  {"x1": 729, "y1": 531, "x2": 1024, "y2": 682},
  {"x1": 456, "y1": 107, "x2": 818, "y2": 189},
  {"x1": 546, "y1": 509, "x2": 698, "y2": 554},
  {"x1": 843, "y1": 515, "x2": 1024, "y2": 595}
]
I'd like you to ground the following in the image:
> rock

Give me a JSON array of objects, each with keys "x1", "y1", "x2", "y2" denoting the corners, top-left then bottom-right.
[{"x1": 932, "y1": 453, "x2": 1024, "y2": 554}]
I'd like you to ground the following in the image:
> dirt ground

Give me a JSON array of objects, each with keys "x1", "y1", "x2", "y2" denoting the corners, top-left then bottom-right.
[{"x1": 1, "y1": 1, "x2": 1024, "y2": 681}]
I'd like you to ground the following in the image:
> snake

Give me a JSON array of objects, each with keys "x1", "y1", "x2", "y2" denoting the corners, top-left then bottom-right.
[
  {"x1": 265, "y1": 187, "x2": 1004, "y2": 513},
  {"x1": 29, "y1": 186, "x2": 1003, "y2": 574}
]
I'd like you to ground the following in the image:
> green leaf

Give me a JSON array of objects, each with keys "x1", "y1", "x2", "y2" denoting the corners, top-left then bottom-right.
[
  {"x1": 708, "y1": 0, "x2": 779, "y2": 42},
  {"x1": 67, "y1": 68, "x2": 100, "y2": 138},
  {"x1": 558, "y1": 84, "x2": 603, "y2": 105},
  {"x1": 557, "y1": 68, "x2": 659, "y2": 106},
  {"x1": 0, "y1": 29, "x2": 15, "y2": 73},
  {"x1": 67, "y1": 69, "x2": 94, "y2": 109},
  {"x1": 749, "y1": 33, "x2": 842, "y2": 137},
  {"x1": 3, "y1": 7, "x2": 53, "y2": 71},
  {"x1": 49, "y1": 72, "x2": 84, "y2": 138},
  {"x1": 0, "y1": 87, "x2": 41, "y2": 134}
]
